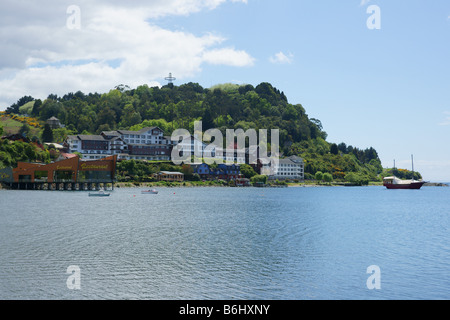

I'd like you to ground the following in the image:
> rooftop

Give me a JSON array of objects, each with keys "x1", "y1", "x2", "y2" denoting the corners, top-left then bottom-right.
[
  {"x1": 116, "y1": 127, "x2": 160, "y2": 135},
  {"x1": 158, "y1": 171, "x2": 184, "y2": 175}
]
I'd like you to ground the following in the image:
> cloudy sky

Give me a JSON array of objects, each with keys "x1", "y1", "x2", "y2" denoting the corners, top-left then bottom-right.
[{"x1": 0, "y1": 0, "x2": 449, "y2": 180}]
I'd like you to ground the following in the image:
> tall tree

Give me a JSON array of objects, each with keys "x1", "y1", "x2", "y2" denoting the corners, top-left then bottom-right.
[
  {"x1": 42, "y1": 124, "x2": 54, "y2": 143},
  {"x1": 330, "y1": 143, "x2": 339, "y2": 155}
]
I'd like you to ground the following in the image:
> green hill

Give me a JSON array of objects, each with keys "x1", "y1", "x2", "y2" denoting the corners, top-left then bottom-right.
[{"x1": 2, "y1": 82, "x2": 387, "y2": 182}]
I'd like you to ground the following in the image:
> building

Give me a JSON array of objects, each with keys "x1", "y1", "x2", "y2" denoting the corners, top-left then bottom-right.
[
  {"x1": 210, "y1": 163, "x2": 241, "y2": 181},
  {"x1": 171, "y1": 135, "x2": 216, "y2": 160},
  {"x1": 154, "y1": 171, "x2": 184, "y2": 182},
  {"x1": 236, "y1": 177, "x2": 251, "y2": 187},
  {"x1": 0, "y1": 155, "x2": 118, "y2": 191},
  {"x1": 268, "y1": 155, "x2": 304, "y2": 180},
  {"x1": 1, "y1": 133, "x2": 30, "y2": 143},
  {"x1": 56, "y1": 152, "x2": 78, "y2": 162},
  {"x1": 65, "y1": 127, "x2": 172, "y2": 161},
  {"x1": 46, "y1": 117, "x2": 62, "y2": 129},
  {"x1": 45, "y1": 142, "x2": 65, "y2": 150},
  {"x1": 191, "y1": 163, "x2": 211, "y2": 180}
]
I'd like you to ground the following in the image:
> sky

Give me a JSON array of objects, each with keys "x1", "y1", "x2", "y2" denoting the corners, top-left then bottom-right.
[{"x1": 0, "y1": 0, "x2": 449, "y2": 181}]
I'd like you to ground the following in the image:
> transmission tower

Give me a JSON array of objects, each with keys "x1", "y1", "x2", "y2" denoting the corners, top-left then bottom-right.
[{"x1": 165, "y1": 73, "x2": 176, "y2": 85}]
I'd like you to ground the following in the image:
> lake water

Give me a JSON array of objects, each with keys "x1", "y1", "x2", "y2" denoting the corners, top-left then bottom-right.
[{"x1": 0, "y1": 186, "x2": 448, "y2": 300}]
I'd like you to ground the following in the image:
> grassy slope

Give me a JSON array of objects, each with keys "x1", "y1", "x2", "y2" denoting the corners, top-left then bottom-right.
[{"x1": 0, "y1": 115, "x2": 42, "y2": 137}]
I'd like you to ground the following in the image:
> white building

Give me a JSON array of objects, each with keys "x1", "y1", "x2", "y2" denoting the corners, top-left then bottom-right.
[
  {"x1": 171, "y1": 135, "x2": 216, "y2": 161},
  {"x1": 267, "y1": 155, "x2": 304, "y2": 180},
  {"x1": 65, "y1": 127, "x2": 172, "y2": 161}
]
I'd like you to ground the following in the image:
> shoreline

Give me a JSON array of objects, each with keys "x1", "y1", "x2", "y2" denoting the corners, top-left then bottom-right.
[
  {"x1": 2, "y1": 181, "x2": 446, "y2": 191},
  {"x1": 114, "y1": 181, "x2": 377, "y2": 189},
  {"x1": 114, "y1": 181, "x2": 448, "y2": 189}
]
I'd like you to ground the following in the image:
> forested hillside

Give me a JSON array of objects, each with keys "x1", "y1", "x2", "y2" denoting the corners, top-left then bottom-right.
[{"x1": 2, "y1": 82, "x2": 384, "y2": 182}]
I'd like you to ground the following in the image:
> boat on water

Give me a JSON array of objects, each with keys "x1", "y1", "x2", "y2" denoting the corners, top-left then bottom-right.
[
  {"x1": 383, "y1": 176, "x2": 426, "y2": 189},
  {"x1": 141, "y1": 189, "x2": 158, "y2": 194},
  {"x1": 89, "y1": 189, "x2": 111, "y2": 197},
  {"x1": 383, "y1": 155, "x2": 426, "y2": 190}
]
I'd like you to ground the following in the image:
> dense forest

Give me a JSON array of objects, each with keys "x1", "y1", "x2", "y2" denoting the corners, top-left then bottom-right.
[{"x1": 1, "y1": 82, "x2": 390, "y2": 182}]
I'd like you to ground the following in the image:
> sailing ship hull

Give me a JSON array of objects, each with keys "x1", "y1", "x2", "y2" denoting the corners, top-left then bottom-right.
[{"x1": 384, "y1": 181, "x2": 426, "y2": 190}]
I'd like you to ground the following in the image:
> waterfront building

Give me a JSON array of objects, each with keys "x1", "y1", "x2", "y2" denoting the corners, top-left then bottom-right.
[
  {"x1": 268, "y1": 155, "x2": 304, "y2": 180},
  {"x1": 236, "y1": 177, "x2": 251, "y2": 187},
  {"x1": 191, "y1": 163, "x2": 211, "y2": 180},
  {"x1": 65, "y1": 127, "x2": 172, "y2": 161},
  {"x1": 210, "y1": 163, "x2": 241, "y2": 181},
  {"x1": 154, "y1": 171, "x2": 184, "y2": 182},
  {"x1": 0, "y1": 155, "x2": 118, "y2": 191}
]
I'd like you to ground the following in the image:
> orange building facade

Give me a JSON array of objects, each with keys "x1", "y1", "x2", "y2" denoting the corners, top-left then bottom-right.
[{"x1": 0, "y1": 155, "x2": 117, "y2": 190}]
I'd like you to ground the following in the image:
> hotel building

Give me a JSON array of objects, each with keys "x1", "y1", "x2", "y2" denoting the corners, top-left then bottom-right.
[
  {"x1": 65, "y1": 127, "x2": 173, "y2": 161},
  {"x1": 266, "y1": 155, "x2": 305, "y2": 180}
]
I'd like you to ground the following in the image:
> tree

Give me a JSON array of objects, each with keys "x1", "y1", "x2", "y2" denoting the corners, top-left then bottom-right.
[
  {"x1": 345, "y1": 172, "x2": 369, "y2": 186},
  {"x1": 120, "y1": 104, "x2": 142, "y2": 128},
  {"x1": 240, "y1": 164, "x2": 257, "y2": 179},
  {"x1": 330, "y1": 143, "x2": 339, "y2": 155},
  {"x1": 42, "y1": 124, "x2": 54, "y2": 142},
  {"x1": 323, "y1": 173, "x2": 333, "y2": 184},
  {"x1": 19, "y1": 124, "x2": 30, "y2": 137},
  {"x1": 97, "y1": 107, "x2": 117, "y2": 130},
  {"x1": 97, "y1": 124, "x2": 111, "y2": 134},
  {"x1": 6, "y1": 96, "x2": 34, "y2": 114},
  {"x1": 53, "y1": 128, "x2": 75, "y2": 143},
  {"x1": 31, "y1": 99, "x2": 43, "y2": 116},
  {"x1": 251, "y1": 175, "x2": 268, "y2": 185},
  {"x1": 181, "y1": 164, "x2": 194, "y2": 180},
  {"x1": 315, "y1": 171, "x2": 324, "y2": 182},
  {"x1": 337, "y1": 142, "x2": 347, "y2": 154}
]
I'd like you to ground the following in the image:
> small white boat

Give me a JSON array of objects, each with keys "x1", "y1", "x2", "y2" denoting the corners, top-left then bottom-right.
[
  {"x1": 141, "y1": 189, "x2": 158, "y2": 194},
  {"x1": 89, "y1": 189, "x2": 111, "y2": 197}
]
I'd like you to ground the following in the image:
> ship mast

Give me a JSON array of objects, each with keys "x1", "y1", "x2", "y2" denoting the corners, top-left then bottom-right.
[{"x1": 411, "y1": 154, "x2": 415, "y2": 181}]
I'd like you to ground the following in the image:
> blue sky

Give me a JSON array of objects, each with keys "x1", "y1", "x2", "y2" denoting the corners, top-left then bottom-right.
[{"x1": 0, "y1": 0, "x2": 449, "y2": 180}]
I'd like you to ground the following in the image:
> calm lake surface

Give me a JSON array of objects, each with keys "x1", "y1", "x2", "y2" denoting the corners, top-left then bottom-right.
[{"x1": 0, "y1": 186, "x2": 448, "y2": 300}]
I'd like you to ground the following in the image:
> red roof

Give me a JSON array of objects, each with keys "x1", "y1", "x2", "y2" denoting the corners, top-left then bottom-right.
[{"x1": 60, "y1": 153, "x2": 78, "y2": 159}]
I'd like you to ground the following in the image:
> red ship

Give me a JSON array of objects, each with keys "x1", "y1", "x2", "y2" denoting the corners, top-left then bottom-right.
[
  {"x1": 383, "y1": 176, "x2": 426, "y2": 189},
  {"x1": 383, "y1": 155, "x2": 426, "y2": 190}
]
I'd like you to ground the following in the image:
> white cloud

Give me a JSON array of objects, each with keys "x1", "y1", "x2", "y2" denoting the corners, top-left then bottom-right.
[
  {"x1": 360, "y1": 0, "x2": 371, "y2": 6},
  {"x1": 0, "y1": 0, "x2": 253, "y2": 109},
  {"x1": 203, "y1": 48, "x2": 255, "y2": 66},
  {"x1": 269, "y1": 51, "x2": 294, "y2": 64}
]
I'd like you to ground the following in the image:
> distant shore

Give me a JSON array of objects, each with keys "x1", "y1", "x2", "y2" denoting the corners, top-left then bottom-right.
[
  {"x1": 114, "y1": 181, "x2": 373, "y2": 189},
  {"x1": 424, "y1": 182, "x2": 449, "y2": 187},
  {"x1": 114, "y1": 180, "x2": 449, "y2": 189}
]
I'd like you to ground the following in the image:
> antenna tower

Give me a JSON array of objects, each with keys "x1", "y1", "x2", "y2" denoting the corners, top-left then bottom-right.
[{"x1": 165, "y1": 73, "x2": 176, "y2": 85}]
